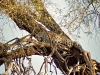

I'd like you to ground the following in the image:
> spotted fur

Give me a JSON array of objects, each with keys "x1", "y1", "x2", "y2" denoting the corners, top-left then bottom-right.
[{"x1": 36, "y1": 31, "x2": 73, "y2": 48}]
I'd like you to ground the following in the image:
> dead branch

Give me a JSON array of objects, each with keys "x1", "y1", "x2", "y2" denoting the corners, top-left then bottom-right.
[{"x1": 2, "y1": 61, "x2": 14, "y2": 75}]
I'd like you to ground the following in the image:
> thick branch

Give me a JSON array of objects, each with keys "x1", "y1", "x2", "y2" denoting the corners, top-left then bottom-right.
[
  {"x1": 31, "y1": 0, "x2": 67, "y2": 36},
  {"x1": 0, "y1": 0, "x2": 70, "y2": 39}
]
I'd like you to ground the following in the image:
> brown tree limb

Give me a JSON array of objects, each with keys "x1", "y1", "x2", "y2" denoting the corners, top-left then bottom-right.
[
  {"x1": 31, "y1": 0, "x2": 68, "y2": 36},
  {"x1": 0, "y1": 0, "x2": 70, "y2": 39},
  {"x1": 0, "y1": 37, "x2": 100, "y2": 75}
]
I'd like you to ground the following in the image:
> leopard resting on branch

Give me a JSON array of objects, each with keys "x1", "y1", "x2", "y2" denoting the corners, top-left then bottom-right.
[{"x1": 33, "y1": 30, "x2": 95, "y2": 75}]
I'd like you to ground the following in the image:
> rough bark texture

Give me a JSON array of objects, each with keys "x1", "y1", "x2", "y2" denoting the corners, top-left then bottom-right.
[{"x1": 0, "y1": 0, "x2": 100, "y2": 75}]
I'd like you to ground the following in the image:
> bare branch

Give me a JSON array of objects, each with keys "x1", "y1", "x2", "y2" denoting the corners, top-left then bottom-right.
[{"x1": 2, "y1": 61, "x2": 14, "y2": 75}]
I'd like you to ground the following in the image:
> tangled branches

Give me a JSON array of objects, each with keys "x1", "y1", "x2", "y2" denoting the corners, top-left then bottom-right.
[{"x1": 0, "y1": 32, "x2": 97, "y2": 75}]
